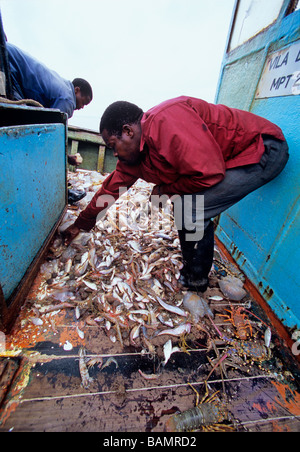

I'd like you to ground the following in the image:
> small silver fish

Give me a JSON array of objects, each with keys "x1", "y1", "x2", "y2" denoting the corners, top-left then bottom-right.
[
  {"x1": 163, "y1": 339, "x2": 180, "y2": 365},
  {"x1": 130, "y1": 324, "x2": 141, "y2": 345},
  {"x1": 155, "y1": 323, "x2": 191, "y2": 337},
  {"x1": 156, "y1": 296, "x2": 187, "y2": 317},
  {"x1": 264, "y1": 327, "x2": 272, "y2": 347},
  {"x1": 138, "y1": 369, "x2": 161, "y2": 380}
]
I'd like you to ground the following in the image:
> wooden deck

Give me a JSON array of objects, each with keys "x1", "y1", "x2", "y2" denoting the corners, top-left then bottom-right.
[{"x1": 0, "y1": 256, "x2": 299, "y2": 433}]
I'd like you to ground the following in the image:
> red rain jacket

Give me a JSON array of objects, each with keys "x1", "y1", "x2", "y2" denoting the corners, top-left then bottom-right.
[{"x1": 74, "y1": 96, "x2": 285, "y2": 230}]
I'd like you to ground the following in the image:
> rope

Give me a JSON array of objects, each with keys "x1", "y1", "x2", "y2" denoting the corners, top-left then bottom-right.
[{"x1": 0, "y1": 96, "x2": 44, "y2": 108}]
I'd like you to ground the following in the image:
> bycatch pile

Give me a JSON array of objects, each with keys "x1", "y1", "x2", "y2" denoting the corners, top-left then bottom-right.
[
  {"x1": 29, "y1": 170, "x2": 272, "y2": 371},
  {"x1": 34, "y1": 171, "x2": 202, "y2": 360}
]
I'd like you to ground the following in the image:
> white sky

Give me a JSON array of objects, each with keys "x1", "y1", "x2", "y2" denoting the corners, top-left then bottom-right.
[{"x1": 0, "y1": 0, "x2": 236, "y2": 131}]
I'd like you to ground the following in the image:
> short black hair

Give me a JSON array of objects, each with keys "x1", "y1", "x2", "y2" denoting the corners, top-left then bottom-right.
[
  {"x1": 100, "y1": 101, "x2": 143, "y2": 137},
  {"x1": 72, "y1": 78, "x2": 93, "y2": 99}
]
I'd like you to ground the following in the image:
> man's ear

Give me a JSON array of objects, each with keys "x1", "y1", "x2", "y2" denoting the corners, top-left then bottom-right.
[
  {"x1": 74, "y1": 86, "x2": 81, "y2": 94},
  {"x1": 122, "y1": 124, "x2": 134, "y2": 137}
]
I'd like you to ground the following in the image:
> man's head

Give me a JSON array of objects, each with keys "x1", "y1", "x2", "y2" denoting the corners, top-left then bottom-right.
[
  {"x1": 100, "y1": 101, "x2": 144, "y2": 166},
  {"x1": 72, "y1": 78, "x2": 93, "y2": 110}
]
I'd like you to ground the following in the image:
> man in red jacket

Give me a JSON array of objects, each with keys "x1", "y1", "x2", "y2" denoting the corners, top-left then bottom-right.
[{"x1": 63, "y1": 96, "x2": 289, "y2": 292}]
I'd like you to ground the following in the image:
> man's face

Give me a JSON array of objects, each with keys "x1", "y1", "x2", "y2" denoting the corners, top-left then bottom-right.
[
  {"x1": 102, "y1": 124, "x2": 142, "y2": 166},
  {"x1": 75, "y1": 87, "x2": 91, "y2": 110}
]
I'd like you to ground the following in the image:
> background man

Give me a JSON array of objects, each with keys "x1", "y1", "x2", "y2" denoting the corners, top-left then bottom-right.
[
  {"x1": 6, "y1": 42, "x2": 93, "y2": 119},
  {"x1": 6, "y1": 42, "x2": 93, "y2": 172}
]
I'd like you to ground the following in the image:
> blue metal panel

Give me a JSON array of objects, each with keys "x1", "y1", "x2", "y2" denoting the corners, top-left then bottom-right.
[
  {"x1": 215, "y1": 4, "x2": 300, "y2": 329},
  {"x1": 0, "y1": 124, "x2": 66, "y2": 302}
]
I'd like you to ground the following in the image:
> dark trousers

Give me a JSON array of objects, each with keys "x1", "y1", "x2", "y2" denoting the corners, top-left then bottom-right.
[{"x1": 174, "y1": 136, "x2": 289, "y2": 291}]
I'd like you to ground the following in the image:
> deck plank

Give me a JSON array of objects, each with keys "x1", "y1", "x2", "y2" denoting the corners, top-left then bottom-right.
[{"x1": 1, "y1": 343, "x2": 299, "y2": 432}]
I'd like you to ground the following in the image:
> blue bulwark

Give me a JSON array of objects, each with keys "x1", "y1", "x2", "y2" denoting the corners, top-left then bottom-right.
[
  {"x1": 0, "y1": 124, "x2": 66, "y2": 302},
  {"x1": 215, "y1": 1, "x2": 300, "y2": 329}
]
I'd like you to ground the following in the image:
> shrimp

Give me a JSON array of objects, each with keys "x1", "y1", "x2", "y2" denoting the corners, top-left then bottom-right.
[{"x1": 79, "y1": 347, "x2": 93, "y2": 389}]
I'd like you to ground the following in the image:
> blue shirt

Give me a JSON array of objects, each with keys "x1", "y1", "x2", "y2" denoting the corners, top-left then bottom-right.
[{"x1": 7, "y1": 43, "x2": 76, "y2": 117}]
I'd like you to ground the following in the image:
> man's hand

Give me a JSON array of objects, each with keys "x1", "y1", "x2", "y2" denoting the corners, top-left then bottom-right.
[
  {"x1": 68, "y1": 153, "x2": 83, "y2": 166},
  {"x1": 151, "y1": 185, "x2": 161, "y2": 196},
  {"x1": 61, "y1": 224, "x2": 81, "y2": 245}
]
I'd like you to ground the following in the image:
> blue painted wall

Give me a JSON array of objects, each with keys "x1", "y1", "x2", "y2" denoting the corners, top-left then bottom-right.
[
  {"x1": 215, "y1": 1, "x2": 300, "y2": 329},
  {"x1": 0, "y1": 123, "x2": 66, "y2": 302}
]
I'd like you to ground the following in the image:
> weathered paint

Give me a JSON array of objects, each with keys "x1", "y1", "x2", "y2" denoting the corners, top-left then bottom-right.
[
  {"x1": 67, "y1": 126, "x2": 116, "y2": 173},
  {"x1": 0, "y1": 123, "x2": 66, "y2": 302},
  {"x1": 215, "y1": 1, "x2": 300, "y2": 329}
]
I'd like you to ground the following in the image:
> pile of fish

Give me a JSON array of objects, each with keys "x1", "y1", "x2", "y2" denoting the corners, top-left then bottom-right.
[{"x1": 31, "y1": 170, "x2": 249, "y2": 366}]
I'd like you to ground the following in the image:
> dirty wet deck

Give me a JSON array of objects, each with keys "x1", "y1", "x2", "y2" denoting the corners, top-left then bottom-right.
[{"x1": 1, "y1": 265, "x2": 299, "y2": 432}]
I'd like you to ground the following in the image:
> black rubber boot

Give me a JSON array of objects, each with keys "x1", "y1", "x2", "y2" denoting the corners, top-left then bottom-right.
[
  {"x1": 68, "y1": 189, "x2": 86, "y2": 205},
  {"x1": 178, "y1": 220, "x2": 214, "y2": 292}
]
